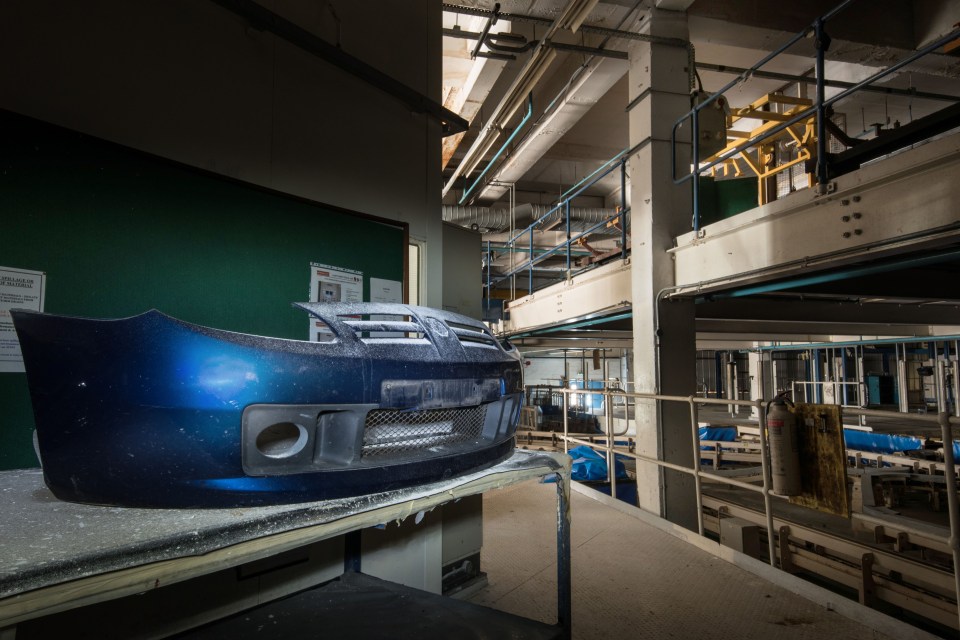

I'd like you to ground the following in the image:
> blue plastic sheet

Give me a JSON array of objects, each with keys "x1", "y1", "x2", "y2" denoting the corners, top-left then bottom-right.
[
  {"x1": 699, "y1": 426, "x2": 736, "y2": 446},
  {"x1": 842, "y1": 429, "x2": 922, "y2": 454},
  {"x1": 697, "y1": 426, "x2": 737, "y2": 465},
  {"x1": 543, "y1": 445, "x2": 628, "y2": 483},
  {"x1": 821, "y1": 428, "x2": 960, "y2": 459}
]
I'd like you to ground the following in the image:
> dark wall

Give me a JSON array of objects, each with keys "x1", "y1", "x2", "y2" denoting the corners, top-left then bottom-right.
[{"x1": 0, "y1": 111, "x2": 405, "y2": 469}]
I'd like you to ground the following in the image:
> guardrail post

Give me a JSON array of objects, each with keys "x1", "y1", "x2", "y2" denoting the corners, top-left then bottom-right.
[
  {"x1": 484, "y1": 240, "x2": 491, "y2": 313},
  {"x1": 606, "y1": 389, "x2": 617, "y2": 501},
  {"x1": 691, "y1": 106, "x2": 701, "y2": 232},
  {"x1": 814, "y1": 17, "x2": 831, "y2": 193},
  {"x1": 556, "y1": 467, "x2": 572, "y2": 639},
  {"x1": 859, "y1": 553, "x2": 876, "y2": 607},
  {"x1": 778, "y1": 525, "x2": 795, "y2": 573},
  {"x1": 758, "y1": 399, "x2": 778, "y2": 566},
  {"x1": 688, "y1": 397, "x2": 705, "y2": 536},
  {"x1": 938, "y1": 411, "x2": 960, "y2": 631}
]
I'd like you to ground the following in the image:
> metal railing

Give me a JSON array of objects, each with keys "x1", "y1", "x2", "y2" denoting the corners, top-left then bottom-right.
[
  {"x1": 553, "y1": 386, "x2": 960, "y2": 631},
  {"x1": 791, "y1": 380, "x2": 863, "y2": 407},
  {"x1": 670, "y1": 0, "x2": 960, "y2": 232},
  {"x1": 484, "y1": 152, "x2": 630, "y2": 301}
]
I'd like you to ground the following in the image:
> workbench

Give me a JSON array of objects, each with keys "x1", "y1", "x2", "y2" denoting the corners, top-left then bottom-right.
[{"x1": 0, "y1": 450, "x2": 571, "y2": 639}]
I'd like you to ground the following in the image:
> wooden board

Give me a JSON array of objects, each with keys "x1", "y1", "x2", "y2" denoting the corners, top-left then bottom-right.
[{"x1": 790, "y1": 403, "x2": 850, "y2": 517}]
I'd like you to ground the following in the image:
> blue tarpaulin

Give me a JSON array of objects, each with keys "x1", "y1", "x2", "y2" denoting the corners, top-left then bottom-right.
[
  {"x1": 699, "y1": 426, "x2": 736, "y2": 445},
  {"x1": 842, "y1": 429, "x2": 923, "y2": 454},
  {"x1": 542, "y1": 445, "x2": 629, "y2": 483}
]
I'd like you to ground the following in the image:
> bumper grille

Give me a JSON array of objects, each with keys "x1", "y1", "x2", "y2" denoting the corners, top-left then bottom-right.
[{"x1": 362, "y1": 406, "x2": 487, "y2": 460}]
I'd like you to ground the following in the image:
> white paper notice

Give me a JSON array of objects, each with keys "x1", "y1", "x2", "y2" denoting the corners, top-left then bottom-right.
[
  {"x1": 369, "y1": 277, "x2": 404, "y2": 338},
  {"x1": 0, "y1": 266, "x2": 46, "y2": 373},
  {"x1": 308, "y1": 263, "x2": 363, "y2": 341}
]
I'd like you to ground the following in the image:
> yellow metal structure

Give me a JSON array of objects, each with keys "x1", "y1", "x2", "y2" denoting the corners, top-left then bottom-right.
[{"x1": 704, "y1": 93, "x2": 818, "y2": 206}]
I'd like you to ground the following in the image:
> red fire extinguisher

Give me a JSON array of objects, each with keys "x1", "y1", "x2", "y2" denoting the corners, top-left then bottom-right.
[{"x1": 766, "y1": 396, "x2": 801, "y2": 496}]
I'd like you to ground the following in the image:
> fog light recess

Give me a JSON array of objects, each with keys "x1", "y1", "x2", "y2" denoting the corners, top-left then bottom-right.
[{"x1": 255, "y1": 422, "x2": 308, "y2": 458}]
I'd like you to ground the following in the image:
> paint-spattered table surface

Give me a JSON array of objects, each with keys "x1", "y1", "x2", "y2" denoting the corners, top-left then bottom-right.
[{"x1": 0, "y1": 450, "x2": 570, "y2": 629}]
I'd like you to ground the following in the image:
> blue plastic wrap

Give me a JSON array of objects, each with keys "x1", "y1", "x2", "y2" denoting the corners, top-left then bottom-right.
[
  {"x1": 542, "y1": 445, "x2": 628, "y2": 483},
  {"x1": 842, "y1": 429, "x2": 922, "y2": 454},
  {"x1": 699, "y1": 426, "x2": 736, "y2": 445}
]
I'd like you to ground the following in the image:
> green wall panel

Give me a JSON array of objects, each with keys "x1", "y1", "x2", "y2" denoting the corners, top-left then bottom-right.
[
  {"x1": 697, "y1": 176, "x2": 758, "y2": 226},
  {"x1": 0, "y1": 111, "x2": 405, "y2": 470}
]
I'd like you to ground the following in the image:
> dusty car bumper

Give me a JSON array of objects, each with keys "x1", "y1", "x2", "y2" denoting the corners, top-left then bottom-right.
[{"x1": 11, "y1": 303, "x2": 523, "y2": 507}]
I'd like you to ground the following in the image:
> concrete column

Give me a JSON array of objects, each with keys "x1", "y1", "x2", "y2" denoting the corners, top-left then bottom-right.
[{"x1": 627, "y1": 9, "x2": 697, "y2": 530}]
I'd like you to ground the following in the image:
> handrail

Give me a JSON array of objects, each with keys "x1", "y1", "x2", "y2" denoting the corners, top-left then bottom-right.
[
  {"x1": 484, "y1": 1, "x2": 960, "y2": 304},
  {"x1": 553, "y1": 385, "x2": 960, "y2": 629},
  {"x1": 669, "y1": 0, "x2": 960, "y2": 232},
  {"x1": 483, "y1": 152, "x2": 629, "y2": 301}
]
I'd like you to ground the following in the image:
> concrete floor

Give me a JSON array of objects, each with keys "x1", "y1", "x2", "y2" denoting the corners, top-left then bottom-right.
[{"x1": 468, "y1": 480, "x2": 934, "y2": 640}]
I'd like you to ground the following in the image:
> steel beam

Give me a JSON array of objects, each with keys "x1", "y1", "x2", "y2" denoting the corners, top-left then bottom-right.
[{"x1": 210, "y1": 0, "x2": 468, "y2": 136}]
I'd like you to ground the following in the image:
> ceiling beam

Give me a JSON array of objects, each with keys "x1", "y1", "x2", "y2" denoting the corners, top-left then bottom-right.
[{"x1": 210, "y1": 0, "x2": 469, "y2": 135}]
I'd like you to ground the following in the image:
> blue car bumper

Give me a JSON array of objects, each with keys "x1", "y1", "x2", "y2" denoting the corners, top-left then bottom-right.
[{"x1": 11, "y1": 303, "x2": 523, "y2": 508}]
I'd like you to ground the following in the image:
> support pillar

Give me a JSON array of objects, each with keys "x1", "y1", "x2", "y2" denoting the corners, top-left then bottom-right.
[{"x1": 628, "y1": 8, "x2": 697, "y2": 530}]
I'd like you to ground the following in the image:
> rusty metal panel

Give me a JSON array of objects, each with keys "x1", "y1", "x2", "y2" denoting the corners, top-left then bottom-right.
[{"x1": 790, "y1": 403, "x2": 850, "y2": 518}]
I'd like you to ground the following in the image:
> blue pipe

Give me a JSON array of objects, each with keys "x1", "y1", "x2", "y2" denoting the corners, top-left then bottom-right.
[
  {"x1": 510, "y1": 311, "x2": 633, "y2": 338},
  {"x1": 699, "y1": 248, "x2": 960, "y2": 301},
  {"x1": 758, "y1": 334, "x2": 960, "y2": 352},
  {"x1": 459, "y1": 93, "x2": 533, "y2": 204}
]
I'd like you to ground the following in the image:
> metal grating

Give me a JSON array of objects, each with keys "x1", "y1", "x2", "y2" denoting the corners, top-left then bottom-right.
[{"x1": 362, "y1": 406, "x2": 488, "y2": 459}]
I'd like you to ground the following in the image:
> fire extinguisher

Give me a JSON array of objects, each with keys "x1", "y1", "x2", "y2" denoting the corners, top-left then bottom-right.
[{"x1": 766, "y1": 395, "x2": 801, "y2": 496}]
